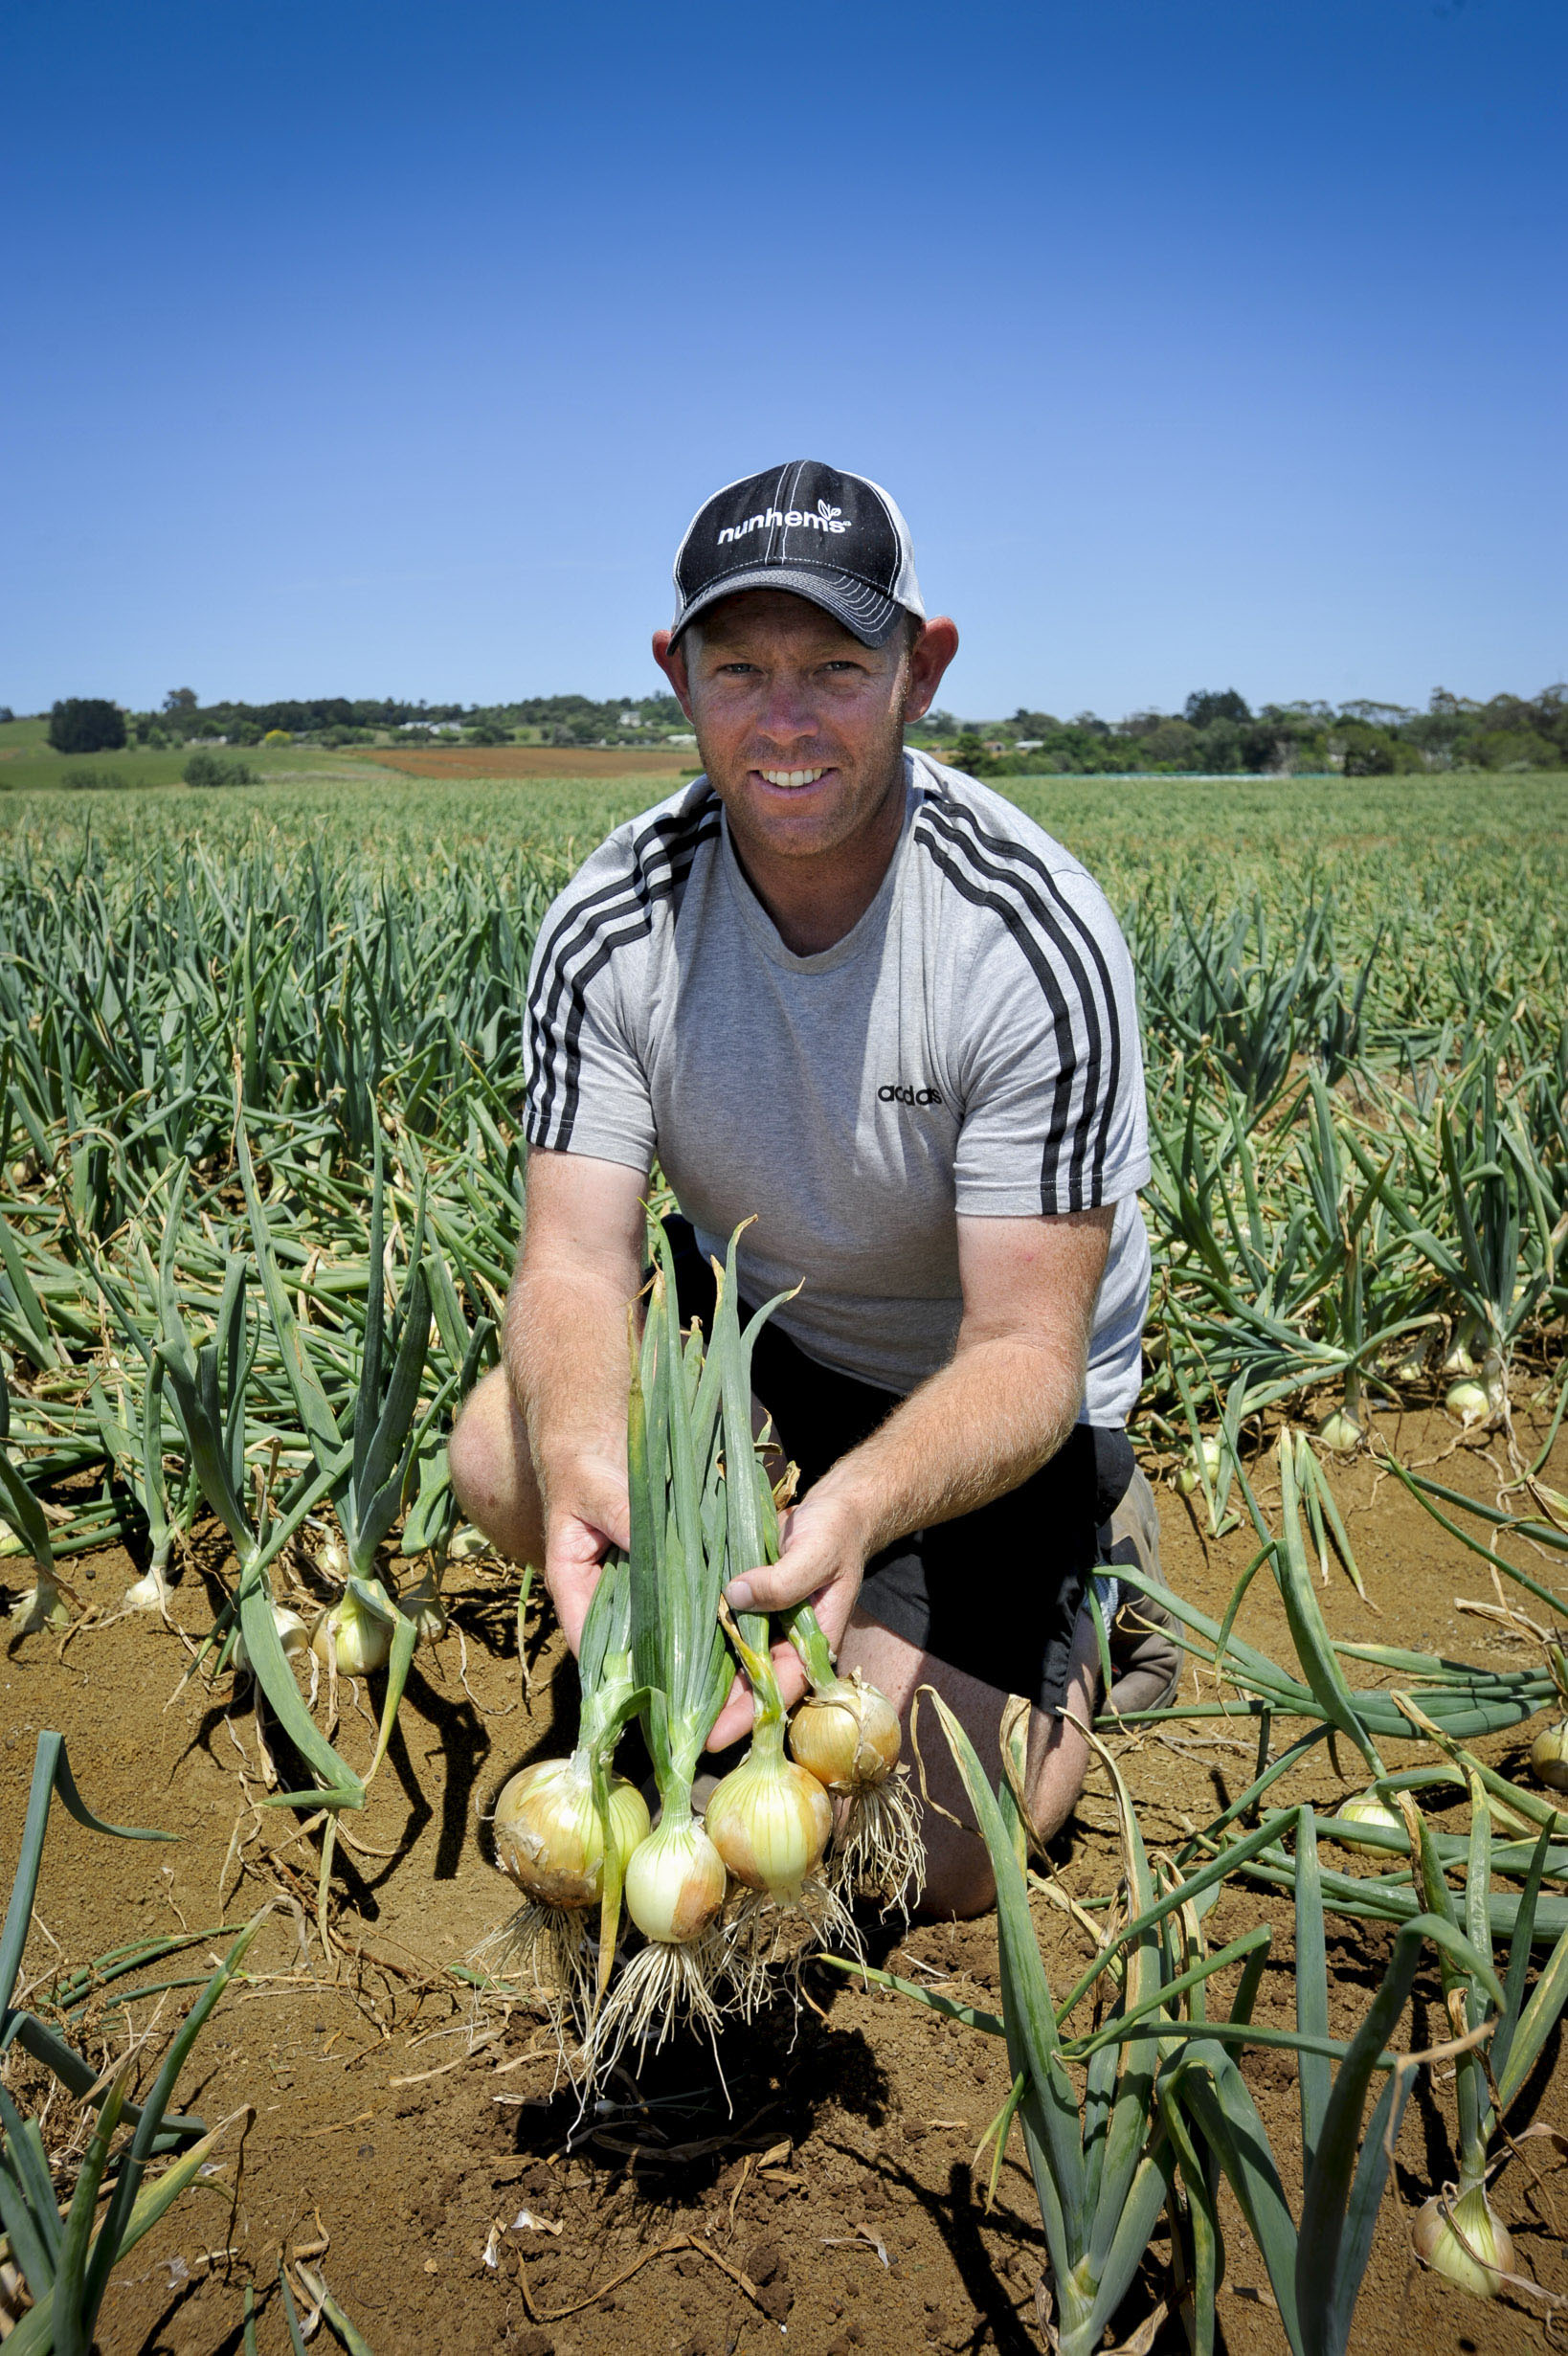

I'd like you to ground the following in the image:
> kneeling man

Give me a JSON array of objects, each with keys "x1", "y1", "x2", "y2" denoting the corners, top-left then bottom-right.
[{"x1": 451, "y1": 460, "x2": 1175, "y2": 1916}]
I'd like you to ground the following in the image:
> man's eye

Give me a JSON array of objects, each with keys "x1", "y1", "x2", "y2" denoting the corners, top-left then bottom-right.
[{"x1": 822, "y1": 661, "x2": 862, "y2": 674}]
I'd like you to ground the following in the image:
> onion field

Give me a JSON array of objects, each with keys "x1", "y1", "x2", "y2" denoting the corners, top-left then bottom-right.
[{"x1": 1, "y1": 767, "x2": 1565, "y2": 2356}]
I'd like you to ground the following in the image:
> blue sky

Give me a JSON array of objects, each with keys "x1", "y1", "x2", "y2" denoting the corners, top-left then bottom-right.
[{"x1": 4, "y1": 0, "x2": 1564, "y2": 720}]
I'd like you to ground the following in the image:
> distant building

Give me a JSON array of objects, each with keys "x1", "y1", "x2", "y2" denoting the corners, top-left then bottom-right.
[
  {"x1": 667, "y1": 732, "x2": 697, "y2": 746},
  {"x1": 1015, "y1": 738, "x2": 1043, "y2": 752},
  {"x1": 619, "y1": 711, "x2": 643, "y2": 727}
]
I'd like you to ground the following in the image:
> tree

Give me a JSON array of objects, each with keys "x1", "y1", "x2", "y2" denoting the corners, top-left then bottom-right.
[
  {"x1": 163, "y1": 687, "x2": 198, "y2": 713},
  {"x1": 1183, "y1": 688, "x2": 1251, "y2": 729},
  {"x1": 48, "y1": 699, "x2": 126, "y2": 754}
]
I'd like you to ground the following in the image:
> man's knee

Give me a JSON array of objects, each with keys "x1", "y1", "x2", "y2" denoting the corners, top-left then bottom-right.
[{"x1": 446, "y1": 1366, "x2": 538, "y2": 1560}]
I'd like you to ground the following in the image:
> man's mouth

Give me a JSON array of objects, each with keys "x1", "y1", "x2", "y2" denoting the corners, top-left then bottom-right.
[{"x1": 755, "y1": 767, "x2": 830, "y2": 789}]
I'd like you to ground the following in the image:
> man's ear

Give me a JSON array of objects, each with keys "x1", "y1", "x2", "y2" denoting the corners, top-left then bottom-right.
[
  {"x1": 903, "y1": 618, "x2": 959, "y2": 721},
  {"x1": 652, "y1": 628, "x2": 695, "y2": 720}
]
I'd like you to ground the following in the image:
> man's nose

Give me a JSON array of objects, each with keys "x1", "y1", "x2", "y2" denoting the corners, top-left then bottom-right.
[{"x1": 754, "y1": 676, "x2": 818, "y2": 747}]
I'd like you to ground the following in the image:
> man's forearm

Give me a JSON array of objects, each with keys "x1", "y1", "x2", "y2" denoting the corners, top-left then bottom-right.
[
  {"x1": 507, "y1": 1259, "x2": 634, "y2": 1499},
  {"x1": 809, "y1": 1332, "x2": 1086, "y2": 1559}
]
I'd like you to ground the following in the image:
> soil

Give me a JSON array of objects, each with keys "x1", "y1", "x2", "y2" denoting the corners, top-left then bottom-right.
[{"x1": 3, "y1": 1404, "x2": 1565, "y2": 2356}]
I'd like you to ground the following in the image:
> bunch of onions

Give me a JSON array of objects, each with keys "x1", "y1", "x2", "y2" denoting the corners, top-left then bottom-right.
[
  {"x1": 1411, "y1": 2183, "x2": 1514, "y2": 2299},
  {"x1": 487, "y1": 1551, "x2": 648, "y2": 2024},
  {"x1": 786, "y1": 1603, "x2": 923, "y2": 1915}
]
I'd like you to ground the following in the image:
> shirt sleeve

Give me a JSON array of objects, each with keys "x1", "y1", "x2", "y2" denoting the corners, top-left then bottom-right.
[
  {"x1": 952, "y1": 864, "x2": 1150, "y2": 1218},
  {"x1": 522, "y1": 858, "x2": 657, "y2": 1174}
]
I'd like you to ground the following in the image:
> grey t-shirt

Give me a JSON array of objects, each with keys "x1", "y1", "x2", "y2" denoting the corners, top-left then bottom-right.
[{"x1": 524, "y1": 752, "x2": 1152, "y2": 1424}]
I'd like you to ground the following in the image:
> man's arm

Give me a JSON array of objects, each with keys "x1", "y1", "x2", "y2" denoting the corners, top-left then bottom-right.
[
  {"x1": 508, "y1": 1146, "x2": 648, "y2": 1654},
  {"x1": 712, "y1": 1204, "x2": 1114, "y2": 1743}
]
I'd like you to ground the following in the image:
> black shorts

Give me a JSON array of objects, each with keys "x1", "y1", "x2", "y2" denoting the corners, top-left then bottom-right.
[{"x1": 664, "y1": 1219, "x2": 1133, "y2": 1714}]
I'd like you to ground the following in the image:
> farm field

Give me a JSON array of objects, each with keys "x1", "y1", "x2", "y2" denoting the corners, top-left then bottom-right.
[{"x1": 0, "y1": 768, "x2": 1565, "y2": 2356}]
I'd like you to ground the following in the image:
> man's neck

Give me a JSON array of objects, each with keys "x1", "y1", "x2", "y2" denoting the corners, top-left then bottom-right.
[{"x1": 725, "y1": 771, "x2": 907, "y2": 957}]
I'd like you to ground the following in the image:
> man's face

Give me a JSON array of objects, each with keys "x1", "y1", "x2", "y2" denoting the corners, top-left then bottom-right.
[{"x1": 655, "y1": 592, "x2": 923, "y2": 865}]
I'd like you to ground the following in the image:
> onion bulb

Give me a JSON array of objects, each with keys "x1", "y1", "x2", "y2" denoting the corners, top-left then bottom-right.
[
  {"x1": 623, "y1": 1815, "x2": 728, "y2": 1945},
  {"x1": 493, "y1": 1755, "x2": 649, "y2": 1909},
  {"x1": 396, "y1": 1566, "x2": 447, "y2": 1645},
  {"x1": 1445, "y1": 1380, "x2": 1490, "y2": 1426},
  {"x1": 124, "y1": 1564, "x2": 173, "y2": 1613},
  {"x1": 1529, "y1": 1720, "x2": 1568, "y2": 1793},
  {"x1": 1411, "y1": 2185, "x2": 1513, "y2": 2297},
  {"x1": 1175, "y1": 1436, "x2": 1222, "y2": 1494},
  {"x1": 17, "y1": 1570, "x2": 68, "y2": 1635},
  {"x1": 705, "y1": 1749, "x2": 831, "y2": 1903},
  {"x1": 1316, "y1": 1408, "x2": 1362, "y2": 1453},
  {"x1": 790, "y1": 1676, "x2": 901, "y2": 1794},
  {"x1": 310, "y1": 1578, "x2": 395, "y2": 1674},
  {"x1": 1331, "y1": 1790, "x2": 1404, "y2": 1853},
  {"x1": 234, "y1": 1603, "x2": 310, "y2": 1675}
]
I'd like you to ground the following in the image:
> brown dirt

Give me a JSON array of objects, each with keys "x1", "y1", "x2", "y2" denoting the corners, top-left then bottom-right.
[
  {"x1": 3, "y1": 1404, "x2": 1565, "y2": 2356},
  {"x1": 347, "y1": 748, "x2": 699, "y2": 779}
]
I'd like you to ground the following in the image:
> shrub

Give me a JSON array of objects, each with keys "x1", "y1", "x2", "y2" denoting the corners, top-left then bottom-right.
[
  {"x1": 262, "y1": 729, "x2": 293, "y2": 745},
  {"x1": 183, "y1": 751, "x2": 259, "y2": 790},
  {"x1": 48, "y1": 698, "x2": 126, "y2": 754},
  {"x1": 62, "y1": 768, "x2": 129, "y2": 791}
]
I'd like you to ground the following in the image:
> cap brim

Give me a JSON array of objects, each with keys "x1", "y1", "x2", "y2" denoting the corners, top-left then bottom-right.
[{"x1": 670, "y1": 564, "x2": 905, "y2": 649}]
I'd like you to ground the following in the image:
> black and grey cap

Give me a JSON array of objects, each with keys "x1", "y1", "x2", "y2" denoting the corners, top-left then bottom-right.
[{"x1": 670, "y1": 459, "x2": 925, "y2": 649}]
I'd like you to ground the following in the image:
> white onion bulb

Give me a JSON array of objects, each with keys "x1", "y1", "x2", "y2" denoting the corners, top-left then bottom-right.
[
  {"x1": 1332, "y1": 1790, "x2": 1403, "y2": 1853},
  {"x1": 789, "y1": 1676, "x2": 902, "y2": 1795},
  {"x1": 310, "y1": 1580, "x2": 394, "y2": 1674},
  {"x1": 704, "y1": 1750, "x2": 832, "y2": 1902},
  {"x1": 493, "y1": 1755, "x2": 649, "y2": 1909},
  {"x1": 234, "y1": 1603, "x2": 310, "y2": 1674},
  {"x1": 1411, "y1": 2186, "x2": 1513, "y2": 2298},
  {"x1": 623, "y1": 1816, "x2": 728, "y2": 1944},
  {"x1": 1316, "y1": 1409, "x2": 1362, "y2": 1453},
  {"x1": 1445, "y1": 1380, "x2": 1490, "y2": 1426},
  {"x1": 1529, "y1": 1720, "x2": 1568, "y2": 1793},
  {"x1": 1176, "y1": 1437, "x2": 1222, "y2": 1494}
]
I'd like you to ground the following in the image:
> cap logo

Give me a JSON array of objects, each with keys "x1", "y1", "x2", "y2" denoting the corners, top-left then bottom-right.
[{"x1": 716, "y1": 499, "x2": 851, "y2": 547}]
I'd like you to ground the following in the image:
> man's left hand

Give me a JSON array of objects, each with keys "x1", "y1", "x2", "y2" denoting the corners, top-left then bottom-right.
[{"x1": 706, "y1": 1488, "x2": 867, "y2": 1751}]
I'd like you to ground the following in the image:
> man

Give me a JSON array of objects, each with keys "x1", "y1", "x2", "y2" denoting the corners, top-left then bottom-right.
[{"x1": 450, "y1": 459, "x2": 1177, "y2": 1917}]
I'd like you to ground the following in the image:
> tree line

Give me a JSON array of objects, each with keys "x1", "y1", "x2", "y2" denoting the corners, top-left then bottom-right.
[
  {"x1": 36, "y1": 683, "x2": 1568, "y2": 773},
  {"x1": 917, "y1": 685, "x2": 1568, "y2": 775}
]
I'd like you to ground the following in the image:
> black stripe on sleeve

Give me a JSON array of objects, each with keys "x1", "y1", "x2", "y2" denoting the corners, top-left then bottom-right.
[
  {"x1": 923, "y1": 795, "x2": 1127, "y2": 1195},
  {"x1": 911, "y1": 802, "x2": 1123, "y2": 1210},
  {"x1": 526, "y1": 793, "x2": 720, "y2": 1152}
]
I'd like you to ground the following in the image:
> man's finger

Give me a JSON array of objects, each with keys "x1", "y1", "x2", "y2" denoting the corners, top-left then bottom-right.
[
  {"x1": 706, "y1": 1673, "x2": 753, "y2": 1752},
  {"x1": 724, "y1": 1557, "x2": 829, "y2": 1616}
]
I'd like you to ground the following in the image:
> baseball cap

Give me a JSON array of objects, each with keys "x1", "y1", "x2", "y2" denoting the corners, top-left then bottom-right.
[{"x1": 670, "y1": 460, "x2": 925, "y2": 649}]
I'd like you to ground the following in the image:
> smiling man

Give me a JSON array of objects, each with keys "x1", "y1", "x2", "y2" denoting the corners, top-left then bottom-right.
[{"x1": 449, "y1": 460, "x2": 1178, "y2": 1915}]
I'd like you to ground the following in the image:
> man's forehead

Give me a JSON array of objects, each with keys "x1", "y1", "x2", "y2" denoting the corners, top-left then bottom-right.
[{"x1": 688, "y1": 589, "x2": 872, "y2": 653}]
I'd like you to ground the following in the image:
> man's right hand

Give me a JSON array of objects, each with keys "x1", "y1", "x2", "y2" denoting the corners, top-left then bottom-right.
[{"x1": 541, "y1": 1452, "x2": 632, "y2": 1656}]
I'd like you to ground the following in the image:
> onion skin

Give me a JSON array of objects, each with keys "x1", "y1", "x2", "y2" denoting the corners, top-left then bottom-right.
[
  {"x1": 1445, "y1": 1380, "x2": 1490, "y2": 1427},
  {"x1": 1411, "y1": 2187, "x2": 1513, "y2": 2297},
  {"x1": 1530, "y1": 1721, "x2": 1568, "y2": 1793},
  {"x1": 1176, "y1": 1437, "x2": 1222, "y2": 1494},
  {"x1": 624, "y1": 1817, "x2": 728, "y2": 1944},
  {"x1": 493, "y1": 1757, "x2": 649, "y2": 1910},
  {"x1": 789, "y1": 1678, "x2": 902, "y2": 1795},
  {"x1": 705, "y1": 1753, "x2": 832, "y2": 1901},
  {"x1": 1317, "y1": 1410, "x2": 1362, "y2": 1453}
]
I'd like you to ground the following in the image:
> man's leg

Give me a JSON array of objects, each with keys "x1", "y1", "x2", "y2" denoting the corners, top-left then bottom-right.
[
  {"x1": 447, "y1": 1364, "x2": 545, "y2": 1567},
  {"x1": 839, "y1": 1604, "x2": 1099, "y2": 1919}
]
